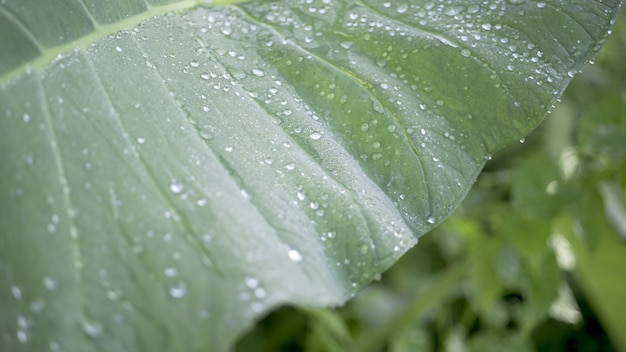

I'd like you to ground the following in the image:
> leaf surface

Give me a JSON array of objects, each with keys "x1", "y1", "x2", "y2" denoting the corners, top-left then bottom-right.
[{"x1": 0, "y1": 0, "x2": 620, "y2": 350}]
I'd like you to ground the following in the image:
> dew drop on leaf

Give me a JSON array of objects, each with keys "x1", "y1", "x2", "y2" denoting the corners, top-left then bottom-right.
[
  {"x1": 82, "y1": 321, "x2": 103, "y2": 338},
  {"x1": 254, "y1": 287, "x2": 266, "y2": 299},
  {"x1": 396, "y1": 4, "x2": 408, "y2": 13},
  {"x1": 11, "y1": 286, "x2": 22, "y2": 300},
  {"x1": 288, "y1": 249, "x2": 303, "y2": 262},
  {"x1": 169, "y1": 284, "x2": 187, "y2": 298},
  {"x1": 43, "y1": 277, "x2": 57, "y2": 291},
  {"x1": 252, "y1": 68, "x2": 266, "y2": 77},
  {"x1": 169, "y1": 180, "x2": 183, "y2": 194},
  {"x1": 245, "y1": 276, "x2": 259, "y2": 288},
  {"x1": 164, "y1": 267, "x2": 177, "y2": 277},
  {"x1": 49, "y1": 341, "x2": 61, "y2": 351},
  {"x1": 309, "y1": 132, "x2": 322, "y2": 140},
  {"x1": 17, "y1": 329, "x2": 28, "y2": 344}
]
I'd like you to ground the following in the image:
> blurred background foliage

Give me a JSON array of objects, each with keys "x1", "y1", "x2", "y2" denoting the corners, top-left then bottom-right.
[{"x1": 235, "y1": 7, "x2": 626, "y2": 352}]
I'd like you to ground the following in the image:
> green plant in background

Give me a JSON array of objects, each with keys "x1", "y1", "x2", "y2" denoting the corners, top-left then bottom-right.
[{"x1": 0, "y1": 1, "x2": 622, "y2": 351}]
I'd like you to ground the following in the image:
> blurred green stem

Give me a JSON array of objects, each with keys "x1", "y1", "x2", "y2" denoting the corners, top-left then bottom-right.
[{"x1": 349, "y1": 261, "x2": 465, "y2": 352}]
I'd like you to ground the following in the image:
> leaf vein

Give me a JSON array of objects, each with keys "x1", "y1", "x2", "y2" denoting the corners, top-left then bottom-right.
[{"x1": 233, "y1": 4, "x2": 435, "y2": 226}]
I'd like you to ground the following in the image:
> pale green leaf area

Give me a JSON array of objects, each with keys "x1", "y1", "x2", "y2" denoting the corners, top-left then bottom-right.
[{"x1": 0, "y1": 0, "x2": 620, "y2": 351}]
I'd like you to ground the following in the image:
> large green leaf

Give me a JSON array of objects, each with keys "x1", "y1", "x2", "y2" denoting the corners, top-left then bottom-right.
[{"x1": 0, "y1": 0, "x2": 620, "y2": 350}]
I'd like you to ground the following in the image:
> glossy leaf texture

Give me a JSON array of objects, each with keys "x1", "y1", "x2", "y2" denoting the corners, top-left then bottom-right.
[{"x1": 0, "y1": 0, "x2": 620, "y2": 350}]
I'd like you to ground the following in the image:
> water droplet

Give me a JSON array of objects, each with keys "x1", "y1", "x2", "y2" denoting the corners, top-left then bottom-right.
[
  {"x1": 11, "y1": 286, "x2": 22, "y2": 300},
  {"x1": 426, "y1": 216, "x2": 436, "y2": 224},
  {"x1": 30, "y1": 299, "x2": 45, "y2": 312},
  {"x1": 536, "y1": 2, "x2": 546, "y2": 8},
  {"x1": 16, "y1": 316, "x2": 27, "y2": 332},
  {"x1": 460, "y1": 49, "x2": 471, "y2": 57},
  {"x1": 309, "y1": 132, "x2": 322, "y2": 140},
  {"x1": 164, "y1": 267, "x2": 177, "y2": 277},
  {"x1": 82, "y1": 321, "x2": 103, "y2": 337},
  {"x1": 360, "y1": 244, "x2": 369, "y2": 254},
  {"x1": 396, "y1": 4, "x2": 408, "y2": 13},
  {"x1": 190, "y1": 60, "x2": 200, "y2": 68},
  {"x1": 22, "y1": 113, "x2": 30, "y2": 122},
  {"x1": 245, "y1": 276, "x2": 259, "y2": 288},
  {"x1": 252, "y1": 68, "x2": 266, "y2": 77},
  {"x1": 17, "y1": 329, "x2": 28, "y2": 343},
  {"x1": 254, "y1": 287, "x2": 266, "y2": 299},
  {"x1": 169, "y1": 283, "x2": 187, "y2": 298},
  {"x1": 43, "y1": 277, "x2": 57, "y2": 291},
  {"x1": 169, "y1": 180, "x2": 183, "y2": 194},
  {"x1": 288, "y1": 249, "x2": 303, "y2": 262},
  {"x1": 49, "y1": 341, "x2": 61, "y2": 351}
]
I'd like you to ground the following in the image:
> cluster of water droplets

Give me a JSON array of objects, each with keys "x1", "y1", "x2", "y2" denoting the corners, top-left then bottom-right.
[{"x1": 6, "y1": 272, "x2": 68, "y2": 347}]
